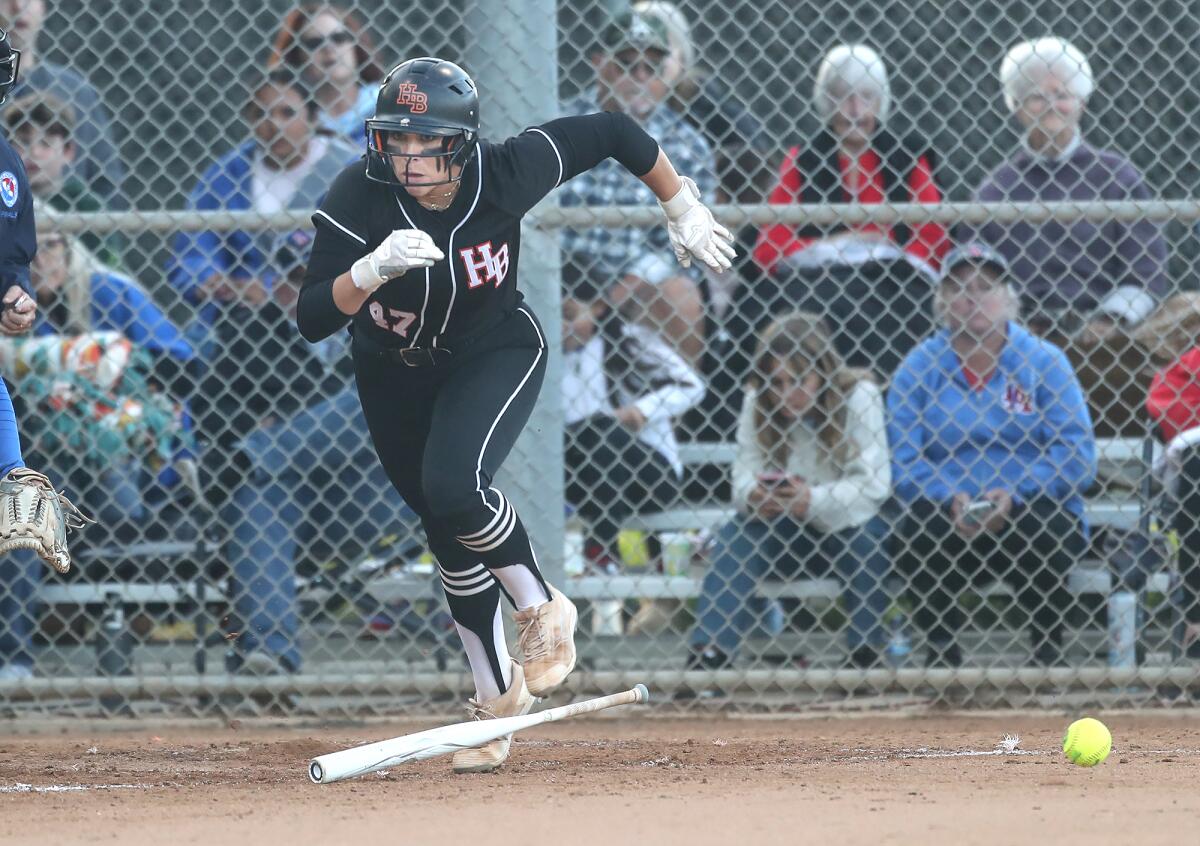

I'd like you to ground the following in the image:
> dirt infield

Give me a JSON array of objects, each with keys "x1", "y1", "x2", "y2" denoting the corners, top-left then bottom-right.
[{"x1": 2, "y1": 712, "x2": 1199, "y2": 845}]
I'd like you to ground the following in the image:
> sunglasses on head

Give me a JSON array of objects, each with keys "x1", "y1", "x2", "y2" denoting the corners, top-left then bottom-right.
[{"x1": 299, "y1": 30, "x2": 353, "y2": 52}]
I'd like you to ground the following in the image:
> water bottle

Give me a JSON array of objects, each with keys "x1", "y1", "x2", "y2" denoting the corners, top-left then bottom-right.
[
  {"x1": 660, "y1": 531, "x2": 693, "y2": 576},
  {"x1": 1107, "y1": 590, "x2": 1139, "y2": 669},
  {"x1": 886, "y1": 613, "x2": 912, "y2": 668},
  {"x1": 95, "y1": 592, "x2": 133, "y2": 712}
]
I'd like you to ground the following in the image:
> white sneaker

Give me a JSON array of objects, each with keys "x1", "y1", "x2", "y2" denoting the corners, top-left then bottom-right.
[
  {"x1": 515, "y1": 584, "x2": 578, "y2": 697},
  {"x1": 452, "y1": 660, "x2": 535, "y2": 773},
  {"x1": 0, "y1": 663, "x2": 33, "y2": 681}
]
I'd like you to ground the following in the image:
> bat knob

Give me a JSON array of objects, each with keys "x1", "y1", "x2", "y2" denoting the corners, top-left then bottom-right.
[
  {"x1": 309, "y1": 761, "x2": 325, "y2": 783},
  {"x1": 633, "y1": 683, "x2": 649, "y2": 703}
]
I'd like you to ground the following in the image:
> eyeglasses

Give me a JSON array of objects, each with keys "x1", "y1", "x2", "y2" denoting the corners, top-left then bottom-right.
[{"x1": 298, "y1": 31, "x2": 353, "y2": 52}]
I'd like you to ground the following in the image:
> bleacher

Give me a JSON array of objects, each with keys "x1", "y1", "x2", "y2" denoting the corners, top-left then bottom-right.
[{"x1": 35, "y1": 436, "x2": 1172, "y2": 654}]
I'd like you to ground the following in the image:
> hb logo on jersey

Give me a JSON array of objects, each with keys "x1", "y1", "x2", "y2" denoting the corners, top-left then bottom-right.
[
  {"x1": 395, "y1": 82, "x2": 428, "y2": 114},
  {"x1": 460, "y1": 242, "x2": 510, "y2": 289}
]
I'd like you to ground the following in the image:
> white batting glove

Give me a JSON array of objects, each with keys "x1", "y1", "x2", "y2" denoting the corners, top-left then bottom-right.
[
  {"x1": 350, "y1": 229, "x2": 445, "y2": 293},
  {"x1": 659, "y1": 176, "x2": 736, "y2": 273}
]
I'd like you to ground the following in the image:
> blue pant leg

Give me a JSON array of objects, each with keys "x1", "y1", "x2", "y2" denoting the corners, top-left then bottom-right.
[
  {"x1": 691, "y1": 517, "x2": 782, "y2": 656},
  {"x1": 92, "y1": 462, "x2": 147, "y2": 528},
  {"x1": 0, "y1": 376, "x2": 35, "y2": 667},
  {"x1": 0, "y1": 549, "x2": 39, "y2": 668},
  {"x1": 225, "y1": 478, "x2": 304, "y2": 671},
  {"x1": 826, "y1": 516, "x2": 892, "y2": 650}
]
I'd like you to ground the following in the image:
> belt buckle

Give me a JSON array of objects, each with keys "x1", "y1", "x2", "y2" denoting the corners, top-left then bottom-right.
[{"x1": 397, "y1": 347, "x2": 451, "y2": 367}]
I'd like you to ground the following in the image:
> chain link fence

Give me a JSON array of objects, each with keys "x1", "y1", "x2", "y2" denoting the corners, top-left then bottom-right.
[{"x1": 1, "y1": 0, "x2": 1199, "y2": 717}]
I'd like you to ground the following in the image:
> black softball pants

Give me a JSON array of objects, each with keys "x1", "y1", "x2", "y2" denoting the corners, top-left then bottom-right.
[{"x1": 353, "y1": 305, "x2": 551, "y2": 693}]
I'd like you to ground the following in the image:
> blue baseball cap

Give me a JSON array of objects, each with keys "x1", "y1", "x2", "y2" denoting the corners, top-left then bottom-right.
[{"x1": 939, "y1": 241, "x2": 1009, "y2": 283}]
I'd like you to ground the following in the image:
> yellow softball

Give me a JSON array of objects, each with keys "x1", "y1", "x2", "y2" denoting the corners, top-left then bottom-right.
[{"x1": 1062, "y1": 717, "x2": 1112, "y2": 767}]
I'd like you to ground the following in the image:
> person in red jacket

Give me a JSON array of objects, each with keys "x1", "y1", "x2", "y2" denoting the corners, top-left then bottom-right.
[
  {"x1": 752, "y1": 44, "x2": 948, "y2": 276},
  {"x1": 728, "y1": 44, "x2": 949, "y2": 387},
  {"x1": 1147, "y1": 338, "x2": 1200, "y2": 658},
  {"x1": 1148, "y1": 346, "x2": 1200, "y2": 443}
]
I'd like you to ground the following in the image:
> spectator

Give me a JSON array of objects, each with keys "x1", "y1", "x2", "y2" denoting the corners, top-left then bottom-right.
[
  {"x1": 969, "y1": 37, "x2": 1168, "y2": 336},
  {"x1": 889, "y1": 243, "x2": 1096, "y2": 668},
  {"x1": 30, "y1": 216, "x2": 192, "y2": 374},
  {"x1": 629, "y1": 1, "x2": 775, "y2": 440},
  {"x1": 632, "y1": 1, "x2": 774, "y2": 207},
  {"x1": 733, "y1": 44, "x2": 948, "y2": 384},
  {"x1": 0, "y1": 330, "x2": 194, "y2": 542},
  {"x1": 2, "y1": 93, "x2": 123, "y2": 267},
  {"x1": 22, "y1": 220, "x2": 194, "y2": 539},
  {"x1": 689, "y1": 311, "x2": 892, "y2": 670},
  {"x1": 0, "y1": 0, "x2": 123, "y2": 200},
  {"x1": 561, "y1": 255, "x2": 703, "y2": 572},
  {"x1": 212, "y1": 230, "x2": 419, "y2": 676},
  {"x1": 167, "y1": 68, "x2": 357, "y2": 352},
  {"x1": 268, "y1": 3, "x2": 384, "y2": 141},
  {"x1": 559, "y1": 8, "x2": 718, "y2": 364},
  {"x1": 753, "y1": 44, "x2": 947, "y2": 276},
  {"x1": 1143, "y1": 293, "x2": 1200, "y2": 659}
]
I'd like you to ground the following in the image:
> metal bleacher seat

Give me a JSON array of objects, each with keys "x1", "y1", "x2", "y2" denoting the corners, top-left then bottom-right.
[{"x1": 33, "y1": 437, "x2": 1168, "y2": 632}]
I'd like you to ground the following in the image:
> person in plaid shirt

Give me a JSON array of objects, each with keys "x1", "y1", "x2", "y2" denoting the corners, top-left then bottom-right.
[{"x1": 558, "y1": 9, "x2": 717, "y2": 364}]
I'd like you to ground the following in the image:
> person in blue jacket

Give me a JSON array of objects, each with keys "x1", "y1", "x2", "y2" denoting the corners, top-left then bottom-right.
[
  {"x1": 166, "y1": 69, "x2": 357, "y2": 349},
  {"x1": 888, "y1": 242, "x2": 1097, "y2": 668},
  {"x1": 31, "y1": 222, "x2": 192, "y2": 365}
]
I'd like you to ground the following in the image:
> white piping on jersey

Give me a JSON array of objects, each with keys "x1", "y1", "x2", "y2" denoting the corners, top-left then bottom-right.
[
  {"x1": 313, "y1": 210, "x2": 366, "y2": 246},
  {"x1": 527, "y1": 127, "x2": 564, "y2": 187},
  {"x1": 390, "y1": 193, "x2": 431, "y2": 349},
  {"x1": 440, "y1": 151, "x2": 485, "y2": 337},
  {"x1": 471, "y1": 305, "x2": 547, "y2": 513}
]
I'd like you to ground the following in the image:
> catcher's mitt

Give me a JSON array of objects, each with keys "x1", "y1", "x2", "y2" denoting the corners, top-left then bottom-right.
[{"x1": 0, "y1": 467, "x2": 94, "y2": 574}]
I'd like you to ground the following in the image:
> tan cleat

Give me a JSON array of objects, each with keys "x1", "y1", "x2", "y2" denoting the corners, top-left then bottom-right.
[
  {"x1": 515, "y1": 584, "x2": 578, "y2": 697},
  {"x1": 451, "y1": 659, "x2": 535, "y2": 774}
]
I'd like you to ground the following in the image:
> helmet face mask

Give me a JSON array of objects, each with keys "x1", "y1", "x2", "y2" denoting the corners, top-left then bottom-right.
[
  {"x1": 364, "y1": 57, "x2": 480, "y2": 189},
  {"x1": 365, "y1": 122, "x2": 476, "y2": 188},
  {"x1": 0, "y1": 28, "x2": 21, "y2": 106}
]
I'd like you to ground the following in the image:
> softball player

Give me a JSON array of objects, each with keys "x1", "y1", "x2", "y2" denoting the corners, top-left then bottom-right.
[{"x1": 299, "y1": 56, "x2": 733, "y2": 771}]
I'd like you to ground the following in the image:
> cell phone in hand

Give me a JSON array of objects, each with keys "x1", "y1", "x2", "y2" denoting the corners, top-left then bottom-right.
[
  {"x1": 961, "y1": 498, "x2": 997, "y2": 526},
  {"x1": 758, "y1": 472, "x2": 788, "y2": 488}
]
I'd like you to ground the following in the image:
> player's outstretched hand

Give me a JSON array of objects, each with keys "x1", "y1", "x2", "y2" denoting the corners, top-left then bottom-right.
[
  {"x1": 351, "y1": 229, "x2": 445, "y2": 293},
  {"x1": 658, "y1": 176, "x2": 736, "y2": 274}
]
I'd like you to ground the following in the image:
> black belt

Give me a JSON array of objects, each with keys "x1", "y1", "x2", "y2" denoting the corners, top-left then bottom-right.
[{"x1": 356, "y1": 307, "x2": 515, "y2": 368}]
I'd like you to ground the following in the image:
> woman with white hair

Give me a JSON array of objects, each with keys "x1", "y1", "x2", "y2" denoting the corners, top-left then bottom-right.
[
  {"x1": 735, "y1": 44, "x2": 947, "y2": 384},
  {"x1": 970, "y1": 36, "x2": 1168, "y2": 334},
  {"x1": 888, "y1": 243, "x2": 1097, "y2": 668},
  {"x1": 754, "y1": 43, "x2": 947, "y2": 276}
]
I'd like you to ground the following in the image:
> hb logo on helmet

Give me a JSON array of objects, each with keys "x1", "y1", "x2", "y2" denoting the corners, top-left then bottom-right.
[
  {"x1": 0, "y1": 171, "x2": 17, "y2": 208},
  {"x1": 396, "y1": 82, "x2": 428, "y2": 113}
]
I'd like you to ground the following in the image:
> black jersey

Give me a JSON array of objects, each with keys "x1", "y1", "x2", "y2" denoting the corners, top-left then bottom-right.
[{"x1": 298, "y1": 111, "x2": 660, "y2": 347}]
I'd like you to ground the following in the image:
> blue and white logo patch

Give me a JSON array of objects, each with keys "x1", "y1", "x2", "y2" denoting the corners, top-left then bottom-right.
[{"x1": 0, "y1": 171, "x2": 18, "y2": 208}]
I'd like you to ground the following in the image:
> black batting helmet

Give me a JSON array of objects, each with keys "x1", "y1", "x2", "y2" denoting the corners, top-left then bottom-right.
[
  {"x1": 0, "y1": 28, "x2": 21, "y2": 105},
  {"x1": 365, "y1": 57, "x2": 479, "y2": 187}
]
